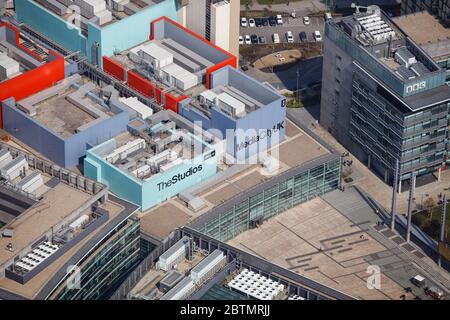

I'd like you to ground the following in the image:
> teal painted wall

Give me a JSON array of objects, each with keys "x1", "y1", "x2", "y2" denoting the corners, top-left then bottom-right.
[
  {"x1": 87, "y1": 0, "x2": 179, "y2": 65},
  {"x1": 85, "y1": 148, "x2": 143, "y2": 208},
  {"x1": 15, "y1": 0, "x2": 86, "y2": 55}
]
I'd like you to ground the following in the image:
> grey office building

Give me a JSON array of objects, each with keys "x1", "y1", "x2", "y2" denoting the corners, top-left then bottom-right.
[{"x1": 320, "y1": 6, "x2": 450, "y2": 187}]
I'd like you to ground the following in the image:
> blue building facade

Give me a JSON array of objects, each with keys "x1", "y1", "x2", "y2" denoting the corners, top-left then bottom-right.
[
  {"x1": 179, "y1": 66, "x2": 286, "y2": 161},
  {"x1": 15, "y1": 0, "x2": 179, "y2": 65},
  {"x1": 84, "y1": 132, "x2": 218, "y2": 211}
]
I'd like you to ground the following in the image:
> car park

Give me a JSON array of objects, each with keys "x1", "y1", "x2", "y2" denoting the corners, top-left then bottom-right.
[
  {"x1": 239, "y1": 36, "x2": 244, "y2": 45},
  {"x1": 241, "y1": 17, "x2": 248, "y2": 27},
  {"x1": 286, "y1": 31, "x2": 294, "y2": 43},
  {"x1": 250, "y1": 34, "x2": 258, "y2": 44},
  {"x1": 299, "y1": 31, "x2": 307, "y2": 42},
  {"x1": 314, "y1": 30, "x2": 322, "y2": 42},
  {"x1": 245, "y1": 35, "x2": 251, "y2": 45},
  {"x1": 259, "y1": 35, "x2": 266, "y2": 44},
  {"x1": 249, "y1": 18, "x2": 256, "y2": 27},
  {"x1": 272, "y1": 33, "x2": 280, "y2": 44},
  {"x1": 303, "y1": 16, "x2": 310, "y2": 25},
  {"x1": 276, "y1": 14, "x2": 283, "y2": 25}
]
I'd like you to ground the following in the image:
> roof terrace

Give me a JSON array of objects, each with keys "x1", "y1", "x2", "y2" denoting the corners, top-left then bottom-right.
[
  {"x1": 16, "y1": 74, "x2": 127, "y2": 139},
  {"x1": 330, "y1": 6, "x2": 445, "y2": 97}
]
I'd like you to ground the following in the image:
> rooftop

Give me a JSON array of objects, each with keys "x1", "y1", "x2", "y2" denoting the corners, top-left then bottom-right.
[
  {"x1": 111, "y1": 37, "x2": 212, "y2": 98},
  {"x1": 393, "y1": 11, "x2": 450, "y2": 60},
  {"x1": 139, "y1": 119, "x2": 331, "y2": 240},
  {"x1": 335, "y1": 7, "x2": 441, "y2": 84},
  {"x1": 187, "y1": 66, "x2": 283, "y2": 120},
  {"x1": 89, "y1": 110, "x2": 216, "y2": 182},
  {"x1": 16, "y1": 74, "x2": 126, "y2": 139},
  {"x1": 227, "y1": 188, "x2": 448, "y2": 300},
  {"x1": 33, "y1": 0, "x2": 166, "y2": 29}
]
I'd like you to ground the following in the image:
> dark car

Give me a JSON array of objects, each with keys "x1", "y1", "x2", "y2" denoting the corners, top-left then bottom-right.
[
  {"x1": 299, "y1": 31, "x2": 307, "y2": 42},
  {"x1": 241, "y1": 65, "x2": 249, "y2": 71},
  {"x1": 250, "y1": 34, "x2": 258, "y2": 44},
  {"x1": 255, "y1": 18, "x2": 262, "y2": 27},
  {"x1": 269, "y1": 16, "x2": 277, "y2": 26},
  {"x1": 259, "y1": 36, "x2": 266, "y2": 44},
  {"x1": 262, "y1": 18, "x2": 269, "y2": 26}
]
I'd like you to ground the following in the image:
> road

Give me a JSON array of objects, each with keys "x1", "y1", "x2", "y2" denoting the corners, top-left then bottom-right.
[{"x1": 240, "y1": 15, "x2": 325, "y2": 44}]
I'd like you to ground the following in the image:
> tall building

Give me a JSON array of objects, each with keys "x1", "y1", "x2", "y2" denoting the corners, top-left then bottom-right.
[
  {"x1": 402, "y1": 0, "x2": 450, "y2": 26},
  {"x1": 321, "y1": 6, "x2": 450, "y2": 187},
  {"x1": 0, "y1": 144, "x2": 141, "y2": 300},
  {"x1": 178, "y1": 0, "x2": 240, "y2": 59}
]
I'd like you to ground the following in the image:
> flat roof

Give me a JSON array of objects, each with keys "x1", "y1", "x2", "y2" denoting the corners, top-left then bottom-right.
[
  {"x1": 394, "y1": 12, "x2": 450, "y2": 60},
  {"x1": 111, "y1": 37, "x2": 211, "y2": 98},
  {"x1": 0, "y1": 24, "x2": 48, "y2": 84},
  {"x1": 94, "y1": 122, "x2": 210, "y2": 181},
  {"x1": 17, "y1": 75, "x2": 118, "y2": 139},
  {"x1": 0, "y1": 198, "x2": 126, "y2": 299},
  {"x1": 33, "y1": 0, "x2": 164, "y2": 28},
  {"x1": 0, "y1": 183, "x2": 91, "y2": 266},
  {"x1": 139, "y1": 119, "x2": 332, "y2": 240},
  {"x1": 227, "y1": 195, "x2": 415, "y2": 300},
  {"x1": 139, "y1": 202, "x2": 191, "y2": 240}
]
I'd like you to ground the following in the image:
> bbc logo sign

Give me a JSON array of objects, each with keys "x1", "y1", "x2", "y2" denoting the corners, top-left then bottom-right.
[{"x1": 406, "y1": 81, "x2": 426, "y2": 94}]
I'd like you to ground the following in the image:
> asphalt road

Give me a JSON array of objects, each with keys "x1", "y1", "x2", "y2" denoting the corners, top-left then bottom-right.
[{"x1": 239, "y1": 15, "x2": 325, "y2": 44}]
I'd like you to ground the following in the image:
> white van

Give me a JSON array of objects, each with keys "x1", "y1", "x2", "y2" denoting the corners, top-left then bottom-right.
[{"x1": 272, "y1": 33, "x2": 280, "y2": 44}]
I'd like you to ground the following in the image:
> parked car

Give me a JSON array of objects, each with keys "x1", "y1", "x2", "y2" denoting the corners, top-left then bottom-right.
[
  {"x1": 241, "y1": 17, "x2": 248, "y2": 27},
  {"x1": 314, "y1": 30, "x2": 322, "y2": 42},
  {"x1": 262, "y1": 18, "x2": 269, "y2": 26},
  {"x1": 303, "y1": 16, "x2": 310, "y2": 25},
  {"x1": 299, "y1": 31, "x2": 307, "y2": 42},
  {"x1": 276, "y1": 14, "x2": 283, "y2": 25},
  {"x1": 286, "y1": 31, "x2": 294, "y2": 43},
  {"x1": 239, "y1": 35, "x2": 244, "y2": 45},
  {"x1": 269, "y1": 16, "x2": 277, "y2": 26},
  {"x1": 324, "y1": 12, "x2": 332, "y2": 21},
  {"x1": 411, "y1": 275, "x2": 426, "y2": 288},
  {"x1": 244, "y1": 35, "x2": 251, "y2": 45},
  {"x1": 249, "y1": 18, "x2": 256, "y2": 27},
  {"x1": 250, "y1": 34, "x2": 258, "y2": 44},
  {"x1": 425, "y1": 286, "x2": 445, "y2": 300},
  {"x1": 241, "y1": 65, "x2": 249, "y2": 71},
  {"x1": 272, "y1": 33, "x2": 280, "y2": 44},
  {"x1": 255, "y1": 18, "x2": 262, "y2": 27},
  {"x1": 259, "y1": 35, "x2": 266, "y2": 44}
]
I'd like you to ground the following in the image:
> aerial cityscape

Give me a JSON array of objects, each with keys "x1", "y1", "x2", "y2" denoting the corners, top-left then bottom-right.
[{"x1": 0, "y1": 0, "x2": 450, "y2": 307}]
